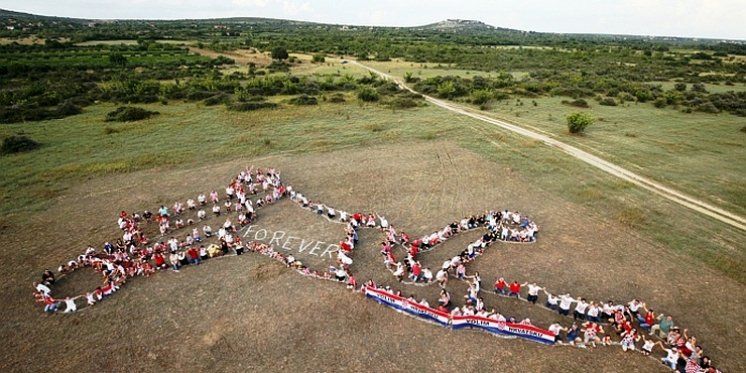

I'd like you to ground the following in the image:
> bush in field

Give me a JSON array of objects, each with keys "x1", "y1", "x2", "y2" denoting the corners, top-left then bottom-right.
[
  {"x1": 1, "y1": 135, "x2": 40, "y2": 155},
  {"x1": 105, "y1": 106, "x2": 159, "y2": 122},
  {"x1": 599, "y1": 97, "x2": 617, "y2": 106},
  {"x1": 566, "y1": 112, "x2": 594, "y2": 134},
  {"x1": 561, "y1": 98, "x2": 590, "y2": 108},
  {"x1": 328, "y1": 93, "x2": 346, "y2": 103},
  {"x1": 228, "y1": 101, "x2": 278, "y2": 111},
  {"x1": 56, "y1": 101, "x2": 83, "y2": 116},
  {"x1": 312, "y1": 54, "x2": 325, "y2": 63},
  {"x1": 357, "y1": 86, "x2": 380, "y2": 102},
  {"x1": 288, "y1": 95, "x2": 318, "y2": 105},
  {"x1": 696, "y1": 102, "x2": 719, "y2": 113},
  {"x1": 403, "y1": 72, "x2": 419, "y2": 83},
  {"x1": 470, "y1": 89, "x2": 493, "y2": 105},
  {"x1": 271, "y1": 47, "x2": 289, "y2": 60},
  {"x1": 109, "y1": 53, "x2": 127, "y2": 67}
]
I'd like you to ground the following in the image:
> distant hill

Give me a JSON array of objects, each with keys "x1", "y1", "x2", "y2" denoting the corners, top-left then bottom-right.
[
  {"x1": 0, "y1": 8, "x2": 91, "y2": 23},
  {"x1": 0, "y1": 8, "x2": 740, "y2": 42},
  {"x1": 417, "y1": 19, "x2": 496, "y2": 32}
]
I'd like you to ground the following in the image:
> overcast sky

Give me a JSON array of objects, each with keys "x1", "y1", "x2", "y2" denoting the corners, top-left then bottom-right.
[{"x1": 4, "y1": 0, "x2": 745, "y2": 40}]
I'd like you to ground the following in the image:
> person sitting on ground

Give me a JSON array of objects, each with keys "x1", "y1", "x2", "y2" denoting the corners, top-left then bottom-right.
[
  {"x1": 637, "y1": 303, "x2": 656, "y2": 332},
  {"x1": 187, "y1": 247, "x2": 200, "y2": 265},
  {"x1": 650, "y1": 314, "x2": 674, "y2": 339},
  {"x1": 508, "y1": 281, "x2": 521, "y2": 298},
  {"x1": 657, "y1": 341, "x2": 680, "y2": 370},
  {"x1": 548, "y1": 323, "x2": 567, "y2": 344},
  {"x1": 41, "y1": 270, "x2": 55, "y2": 286},
  {"x1": 203, "y1": 225, "x2": 213, "y2": 238}
]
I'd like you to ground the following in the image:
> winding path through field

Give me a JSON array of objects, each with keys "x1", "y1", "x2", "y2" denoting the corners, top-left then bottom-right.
[{"x1": 352, "y1": 61, "x2": 746, "y2": 231}]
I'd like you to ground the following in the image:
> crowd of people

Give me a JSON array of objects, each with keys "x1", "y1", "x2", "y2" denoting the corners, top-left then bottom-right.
[{"x1": 32, "y1": 166, "x2": 719, "y2": 372}]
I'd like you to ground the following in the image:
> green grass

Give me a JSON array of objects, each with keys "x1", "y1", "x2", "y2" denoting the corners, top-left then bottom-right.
[
  {"x1": 1, "y1": 100, "x2": 743, "y2": 282},
  {"x1": 474, "y1": 97, "x2": 746, "y2": 216}
]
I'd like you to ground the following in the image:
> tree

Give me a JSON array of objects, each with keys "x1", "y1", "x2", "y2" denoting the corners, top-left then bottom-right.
[
  {"x1": 312, "y1": 53, "x2": 326, "y2": 63},
  {"x1": 566, "y1": 112, "x2": 594, "y2": 134},
  {"x1": 109, "y1": 53, "x2": 127, "y2": 67},
  {"x1": 271, "y1": 47, "x2": 289, "y2": 60}
]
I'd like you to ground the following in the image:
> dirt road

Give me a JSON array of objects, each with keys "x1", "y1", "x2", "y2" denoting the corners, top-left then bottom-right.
[{"x1": 352, "y1": 61, "x2": 746, "y2": 231}]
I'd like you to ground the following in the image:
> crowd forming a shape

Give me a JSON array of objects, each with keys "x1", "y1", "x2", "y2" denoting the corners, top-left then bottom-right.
[{"x1": 32, "y1": 166, "x2": 720, "y2": 372}]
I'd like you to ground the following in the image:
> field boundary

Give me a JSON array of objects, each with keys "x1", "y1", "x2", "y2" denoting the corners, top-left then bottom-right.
[{"x1": 352, "y1": 60, "x2": 746, "y2": 231}]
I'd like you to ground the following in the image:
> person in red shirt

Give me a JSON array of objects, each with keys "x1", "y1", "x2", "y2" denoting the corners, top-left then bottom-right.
[
  {"x1": 410, "y1": 262, "x2": 422, "y2": 282},
  {"x1": 509, "y1": 281, "x2": 521, "y2": 298},
  {"x1": 153, "y1": 253, "x2": 166, "y2": 269},
  {"x1": 494, "y1": 277, "x2": 508, "y2": 295},
  {"x1": 187, "y1": 247, "x2": 200, "y2": 265}
]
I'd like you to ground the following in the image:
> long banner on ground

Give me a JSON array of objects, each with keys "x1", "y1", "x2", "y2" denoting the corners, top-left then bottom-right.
[{"x1": 363, "y1": 286, "x2": 556, "y2": 345}]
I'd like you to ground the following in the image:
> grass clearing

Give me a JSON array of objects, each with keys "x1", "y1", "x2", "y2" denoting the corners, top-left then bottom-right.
[{"x1": 472, "y1": 97, "x2": 746, "y2": 216}]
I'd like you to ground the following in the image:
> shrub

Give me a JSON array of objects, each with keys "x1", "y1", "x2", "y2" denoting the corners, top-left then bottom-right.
[
  {"x1": 696, "y1": 102, "x2": 720, "y2": 113},
  {"x1": 311, "y1": 54, "x2": 326, "y2": 63},
  {"x1": 471, "y1": 89, "x2": 493, "y2": 105},
  {"x1": 674, "y1": 83, "x2": 687, "y2": 92},
  {"x1": 561, "y1": 98, "x2": 590, "y2": 108},
  {"x1": 228, "y1": 101, "x2": 278, "y2": 111},
  {"x1": 387, "y1": 97, "x2": 421, "y2": 109},
  {"x1": 1, "y1": 135, "x2": 40, "y2": 155},
  {"x1": 599, "y1": 97, "x2": 617, "y2": 106},
  {"x1": 56, "y1": 101, "x2": 83, "y2": 116},
  {"x1": 566, "y1": 112, "x2": 594, "y2": 134},
  {"x1": 271, "y1": 47, "x2": 289, "y2": 60},
  {"x1": 328, "y1": 93, "x2": 345, "y2": 103},
  {"x1": 403, "y1": 72, "x2": 419, "y2": 83},
  {"x1": 288, "y1": 95, "x2": 318, "y2": 105},
  {"x1": 357, "y1": 86, "x2": 380, "y2": 102},
  {"x1": 653, "y1": 98, "x2": 667, "y2": 108},
  {"x1": 105, "y1": 106, "x2": 159, "y2": 122}
]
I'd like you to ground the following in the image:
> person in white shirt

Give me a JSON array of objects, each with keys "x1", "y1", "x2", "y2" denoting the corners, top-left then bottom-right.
[
  {"x1": 34, "y1": 282, "x2": 51, "y2": 296},
  {"x1": 197, "y1": 193, "x2": 206, "y2": 205},
  {"x1": 544, "y1": 290, "x2": 559, "y2": 310},
  {"x1": 548, "y1": 323, "x2": 566, "y2": 343},
  {"x1": 628, "y1": 299, "x2": 643, "y2": 317},
  {"x1": 574, "y1": 298, "x2": 589, "y2": 320},
  {"x1": 586, "y1": 302, "x2": 601, "y2": 322},
  {"x1": 62, "y1": 297, "x2": 77, "y2": 313},
  {"x1": 659, "y1": 343, "x2": 679, "y2": 369},
  {"x1": 422, "y1": 268, "x2": 433, "y2": 283},
  {"x1": 558, "y1": 294, "x2": 575, "y2": 316},
  {"x1": 523, "y1": 283, "x2": 541, "y2": 304}
]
